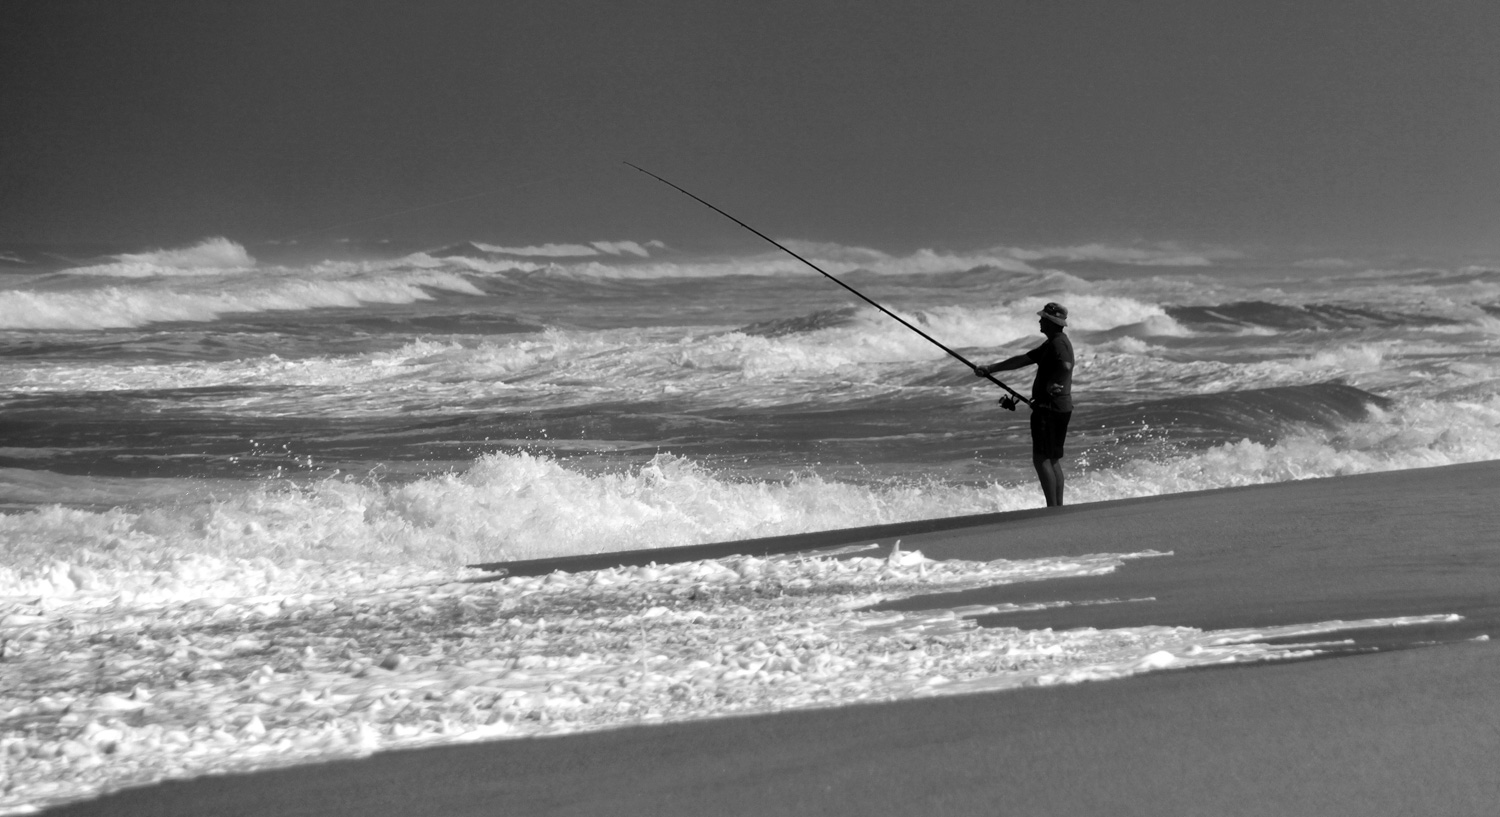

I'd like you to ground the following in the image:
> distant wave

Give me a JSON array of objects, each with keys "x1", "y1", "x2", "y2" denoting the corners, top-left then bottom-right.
[
  {"x1": 0, "y1": 269, "x2": 484, "y2": 331},
  {"x1": 401, "y1": 251, "x2": 545, "y2": 275},
  {"x1": 0, "y1": 292, "x2": 1185, "y2": 396},
  {"x1": 1086, "y1": 383, "x2": 1391, "y2": 448},
  {"x1": 740, "y1": 307, "x2": 860, "y2": 337},
  {"x1": 467, "y1": 240, "x2": 659, "y2": 258},
  {"x1": 344, "y1": 312, "x2": 542, "y2": 336},
  {"x1": 1167, "y1": 301, "x2": 1463, "y2": 333},
  {"x1": 740, "y1": 294, "x2": 1183, "y2": 344},
  {"x1": 422, "y1": 242, "x2": 1043, "y2": 280},
  {"x1": 1010, "y1": 242, "x2": 1242, "y2": 267},
  {"x1": 59, "y1": 237, "x2": 256, "y2": 278},
  {"x1": 429, "y1": 238, "x2": 1251, "y2": 276}
]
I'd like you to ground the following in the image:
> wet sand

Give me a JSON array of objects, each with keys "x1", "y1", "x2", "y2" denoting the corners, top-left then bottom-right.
[{"x1": 44, "y1": 461, "x2": 1500, "y2": 816}]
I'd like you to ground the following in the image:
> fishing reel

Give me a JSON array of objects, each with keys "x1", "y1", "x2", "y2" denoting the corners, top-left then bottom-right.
[{"x1": 997, "y1": 395, "x2": 1019, "y2": 411}]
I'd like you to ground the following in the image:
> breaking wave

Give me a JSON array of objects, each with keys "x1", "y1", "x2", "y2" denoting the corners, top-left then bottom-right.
[
  {"x1": 0, "y1": 270, "x2": 484, "y2": 331},
  {"x1": 59, "y1": 237, "x2": 257, "y2": 278},
  {"x1": 428, "y1": 243, "x2": 1043, "y2": 280},
  {"x1": 1168, "y1": 301, "x2": 1465, "y2": 333},
  {"x1": 4, "y1": 388, "x2": 1498, "y2": 582},
  {"x1": 1088, "y1": 383, "x2": 1392, "y2": 448}
]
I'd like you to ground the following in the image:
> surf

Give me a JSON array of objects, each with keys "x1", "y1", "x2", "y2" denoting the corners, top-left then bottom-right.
[
  {"x1": 0, "y1": 268, "x2": 484, "y2": 331},
  {"x1": 6, "y1": 384, "x2": 1499, "y2": 594}
]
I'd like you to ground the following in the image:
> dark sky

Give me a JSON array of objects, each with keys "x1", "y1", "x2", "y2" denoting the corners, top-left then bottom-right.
[{"x1": 3, "y1": 1, "x2": 1498, "y2": 258}]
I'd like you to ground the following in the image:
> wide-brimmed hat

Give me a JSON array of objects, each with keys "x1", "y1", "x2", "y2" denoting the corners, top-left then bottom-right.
[{"x1": 1038, "y1": 302, "x2": 1068, "y2": 327}]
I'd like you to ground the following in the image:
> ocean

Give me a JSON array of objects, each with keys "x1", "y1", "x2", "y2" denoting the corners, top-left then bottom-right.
[
  {"x1": 6, "y1": 234, "x2": 1500, "y2": 809},
  {"x1": 3, "y1": 236, "x2": 1499, "y2": 579}
]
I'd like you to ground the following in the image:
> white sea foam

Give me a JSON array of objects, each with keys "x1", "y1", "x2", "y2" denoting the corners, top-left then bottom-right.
[
  {"x1": 1287, "y1": 343, "x2": 1389, "y2": 375},
  {"x1": 58, "y1": 238, "x2": 256, "y2": 278},
  {"x1": 472, "y1": 241, "x2": 602, "y2": 257},
  {"x1": 0, "y1": 454, "x2": 1026, "y2": 581},
  {"x1": 0, "y1": 314, "x2": 1480, "y2": 428},
  {"x1": 1, "y1": 393, "x2": 1491, "y2": 810},
  {"x1": 464, "y1": 240, "x2": 658, "y2": 258},
  {"x1": 484, "y1": 239, "x2": 1243, "y2": 278},
  {"x1": 1081, "y1": 341, "x2": 1408, "y2": 397},
  {"x1": 719, "y1": 294, "x2": 1187, "y2": 376},
  {"x1": 0, "y1": 540, "x2": 1459, "y2": 814},
  {"x1": 0, "y1": 270, "x2": 484, "y2": 331},
  {"x1": 397, "y1": 251, "x2": 544, "y2": 274},
  {"x1": 508, "y1": 245, "x2": 1042, "y2": 280},
  {"x1": 5, "y1": 237, "x2": 1497, "y2": 811},
  {"x1": 0, "y1": 291, "x2": 1176, "y2": 397},
  {"x1": 4, "y1": 386, "x2": 1499, "y2": 584},
  {"x1": 1072, "y1": 395, "x2": 1500, "y2": 498},
  {"x1": 590, "y1": 240, "x2": 656, "y2": 257}
]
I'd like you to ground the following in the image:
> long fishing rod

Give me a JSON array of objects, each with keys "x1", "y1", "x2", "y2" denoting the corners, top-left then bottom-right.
[{"x1": 626, "y1": 162, "x2": 1032, "y2": 407}]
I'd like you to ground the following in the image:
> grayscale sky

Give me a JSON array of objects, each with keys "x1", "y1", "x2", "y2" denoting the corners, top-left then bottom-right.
[{"x1": 3, "y1": 1, "x2": 1497, "y2": 258}]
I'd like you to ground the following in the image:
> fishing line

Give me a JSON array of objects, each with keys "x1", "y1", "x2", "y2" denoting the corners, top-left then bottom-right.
[{"x1": 625, "y1": 162, "x2": 1031, "y2": 407}]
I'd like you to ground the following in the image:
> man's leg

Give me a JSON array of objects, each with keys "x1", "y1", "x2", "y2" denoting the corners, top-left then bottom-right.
[
  {"x1": 1030, "y1": 409, "x2": 1069, "y2": 507},
  {"x1": 1033, "y1": 455, "x2": 1063, "y2": 507}
]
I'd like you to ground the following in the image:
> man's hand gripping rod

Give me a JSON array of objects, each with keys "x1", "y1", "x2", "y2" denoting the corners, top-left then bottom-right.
[{"x1": 626, "y1": 163, "x2": 1032, "y2": 409}]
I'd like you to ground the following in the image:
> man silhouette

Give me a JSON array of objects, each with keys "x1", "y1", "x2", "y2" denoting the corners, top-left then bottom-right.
[{"x1": 974, "y1": 302, "x2": 1074, "y2": 507}]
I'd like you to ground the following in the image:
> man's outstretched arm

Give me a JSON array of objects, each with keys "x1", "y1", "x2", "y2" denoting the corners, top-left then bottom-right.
[{"x1": 974, "y1": 354, "x2": 1032, "y2": 376}]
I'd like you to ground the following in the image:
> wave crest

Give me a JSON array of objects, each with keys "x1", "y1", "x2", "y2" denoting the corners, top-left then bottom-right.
[
  {"x1": 61, "y1": 237, "x2": 256, "y2": 278},
  {"x1": 0, "y1": 269, "x2": 483, "y2": 331},
  {"x1": 5, "y1": 391, "x2": 1499, "y2": 589},
  {"x1": 1168, "y1": 301, "x2": 1463, "y2": 333}
]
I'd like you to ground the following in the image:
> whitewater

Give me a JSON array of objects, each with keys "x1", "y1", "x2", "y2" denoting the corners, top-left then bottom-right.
[{"x1": 3, "y1": 236, "x2": 1500, "y2": 811}]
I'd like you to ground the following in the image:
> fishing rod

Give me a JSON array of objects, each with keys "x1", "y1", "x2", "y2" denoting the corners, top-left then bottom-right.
[{"x1": 625, "y1": 162, "x2": 1032, "y2": 408}]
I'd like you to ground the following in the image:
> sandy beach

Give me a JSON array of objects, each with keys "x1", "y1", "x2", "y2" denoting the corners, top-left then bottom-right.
[{"x1": 36, "y1": 460, "x2": 1500, "y2": 817}]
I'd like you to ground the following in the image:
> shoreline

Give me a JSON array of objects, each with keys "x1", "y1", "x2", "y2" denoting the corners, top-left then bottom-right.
[
  {"x1": 50, "y1": 641, "x2": 1500, "y2": 817},
  {"x1": 38, "y1": 460, "x2": 1500, "y2": 816},
  {"x1": 484, "y1": 461, "x2": 1500, "y2": 648}
]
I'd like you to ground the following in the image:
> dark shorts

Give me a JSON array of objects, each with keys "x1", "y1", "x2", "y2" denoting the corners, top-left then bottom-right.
[{"x1": 1030, "y1": 408, "x2": 1072, "y2": 460}]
